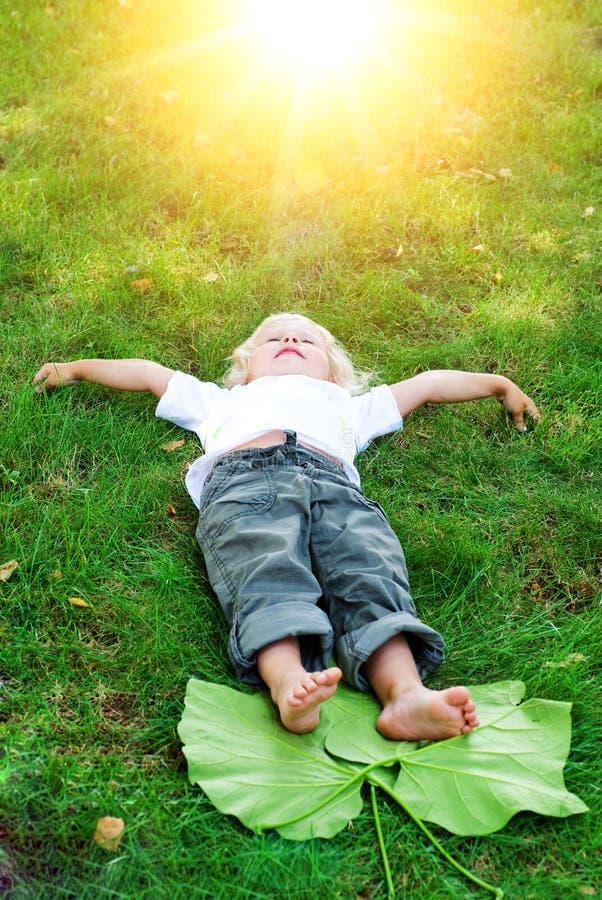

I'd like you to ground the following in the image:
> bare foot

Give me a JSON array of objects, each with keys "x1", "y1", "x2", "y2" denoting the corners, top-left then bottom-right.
[
  {"x1": 273, "y1": 667, "x2": 342, "y2": 734},
  {"x1": 376, "y1": 685, "x2": 479, "y2": 742}
]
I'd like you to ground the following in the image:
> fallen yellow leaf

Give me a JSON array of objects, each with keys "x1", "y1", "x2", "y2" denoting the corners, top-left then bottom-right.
[
  {"x1": 130, "y1": 278, "x2": 151, "y2": 292},
  {"x1": 544, "y1": 653, "x2": 586, "y2": 669},
  {"x1": 93, "y1": 816, "x2": 125, "y2": 852},
  {"x1": 581, "y1": 206, "x2": 594, "y2": 218},
  {"x1": 202, "y1": 270, "x2": 219, "y2": 283},
  {"x1": 161, "y1": 439, "x2": 185, "y2": 452},
  {"x1": 67, "y1": 597, "x2": 91, "y2": 608},
  {"x1": 0, "y1": 560, "x2": 18, "y2": 582}
]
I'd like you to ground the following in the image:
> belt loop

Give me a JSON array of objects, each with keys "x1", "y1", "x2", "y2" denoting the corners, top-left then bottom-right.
[{"x1": 284, "y1": 431, "x2": 297, "y2": 446}]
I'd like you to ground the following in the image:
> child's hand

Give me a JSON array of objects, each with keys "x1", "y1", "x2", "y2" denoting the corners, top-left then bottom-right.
[
  {"x1": 32, "y1": 362, "x2": 78, "y2": 392},
  {"x1": 32, "y1": 358, "x2": 173, "y2": 396},
  {"x1": 497, "y1": 381, "x2": 540, "y2": 431}
]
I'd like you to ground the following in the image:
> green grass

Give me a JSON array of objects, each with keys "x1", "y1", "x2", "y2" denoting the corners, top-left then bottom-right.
[{"x1": 1, "y1": 0, "x2": 601, "y2": 897}]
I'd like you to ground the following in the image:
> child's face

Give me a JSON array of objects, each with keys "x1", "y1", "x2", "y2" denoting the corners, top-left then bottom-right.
[{"x1": 245, "y1": 318, "x2": 331, "y2": 383}]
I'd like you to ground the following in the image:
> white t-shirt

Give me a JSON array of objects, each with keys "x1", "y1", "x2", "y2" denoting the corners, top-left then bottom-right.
[{"x1": 155, "y1": 373, "x2": 403, "y2": 507}]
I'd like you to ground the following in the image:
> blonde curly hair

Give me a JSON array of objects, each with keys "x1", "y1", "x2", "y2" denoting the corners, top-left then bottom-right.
[{"x1": 223, "y1": 313, "x2": 373, "y2": 396}]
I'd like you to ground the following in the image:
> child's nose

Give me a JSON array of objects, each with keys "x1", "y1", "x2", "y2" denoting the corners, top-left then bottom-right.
[{"x1": 282, "y1": 335, "x2": 299, "y2": 343}]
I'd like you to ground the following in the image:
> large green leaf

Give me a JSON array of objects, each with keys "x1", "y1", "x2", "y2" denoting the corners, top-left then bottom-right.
[
  {"x1": 177, "y1": 679, "x2": 363, "y2": 839},
  {"x1": 178, "y1": 678, "x2": 587, "y2": 842},
  {"x1": 387, "y1": 695, "x2": 588, "y2": 835}
]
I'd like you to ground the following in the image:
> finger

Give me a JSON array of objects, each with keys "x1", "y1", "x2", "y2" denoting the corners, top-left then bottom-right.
[
  {"x1": 32, "y1": 375, "x2": 48, "y2": 393},
  {"x1": 527, "y1": 402, "x2": 541, "y2": 421},
  {"x1": 512, "y1": 402, "x2": 539, "y2": 431},
  {"x1": 33, "y1": 365, "x2": 56, "y2": 392}
]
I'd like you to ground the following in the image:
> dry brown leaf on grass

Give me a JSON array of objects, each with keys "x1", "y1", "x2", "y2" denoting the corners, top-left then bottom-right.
[
  {"x1": 0, "y1": 560, "x2": 18, "y2": 582},
  {"x1": 93, "y1": 816, "x2": 125, "y2": 851},
  {"x1": 166, "y1": 504, "x2": 178, "y2": 518},
  {"x1": 161, "y1": 439, "x2": 185, "y2": 452},
  {"x1": 130, "y1": 278, "x2": 151, "y2": 292}
]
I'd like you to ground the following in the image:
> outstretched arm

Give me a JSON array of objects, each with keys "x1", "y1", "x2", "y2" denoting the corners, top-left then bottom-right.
[
  {"x1": 32, "y1": 359, "x2": 175, "y2": 399},
  {"x1": 389, "y1": 370, "x2": 540, "y2": 431}
]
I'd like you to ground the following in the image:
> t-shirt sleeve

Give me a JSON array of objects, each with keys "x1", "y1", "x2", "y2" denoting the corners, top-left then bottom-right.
[
  {"x1": 155, "y1": 371, "x2": 227, "y2": 442},
  {"x1": 353, "y1": 384, "x2": 403, "y2": 451}
]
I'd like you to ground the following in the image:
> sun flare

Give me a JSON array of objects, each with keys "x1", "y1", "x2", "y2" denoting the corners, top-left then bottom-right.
[{"x1": 246, "y1": 0, "x2": 388, "y2": 75}]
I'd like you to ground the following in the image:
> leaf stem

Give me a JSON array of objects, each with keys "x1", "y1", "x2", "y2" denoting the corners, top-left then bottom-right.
[
  {"x1": 370, "y1": 784, "x2": 394, "y2": 899},
  {"x1": 370, "y1": 774, "x2": 504, "y2": 899},
  {"x1": 258, "y1": 756, "x2": 504, "y2": 899}
]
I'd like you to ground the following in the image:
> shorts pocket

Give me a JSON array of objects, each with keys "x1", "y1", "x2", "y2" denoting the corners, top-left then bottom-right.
[{"x1": 198, "y1": 467, "x2": 276, "y2": 538}]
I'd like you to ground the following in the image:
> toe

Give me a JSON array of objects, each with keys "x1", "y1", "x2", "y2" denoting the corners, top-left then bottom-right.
[
  {"x1": 292, "y1": 683, "x2": 308, "y2": 700},
  {"x1": 444, "y1": 685, "x2": 471, "y2": 708}
]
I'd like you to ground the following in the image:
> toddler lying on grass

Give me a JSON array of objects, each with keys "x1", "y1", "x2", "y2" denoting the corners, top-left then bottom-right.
[{"x1": 34, "y1": 313, "x2": 539, "y2": 740}]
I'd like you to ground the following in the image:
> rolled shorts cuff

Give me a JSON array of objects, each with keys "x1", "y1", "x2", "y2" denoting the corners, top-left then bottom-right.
[
  {"x1": 229, "y1": 603, "x2": 335, "y2": 686},
  {"x1": 335, "y1": 612, "x2": 446, "y2": 692}
]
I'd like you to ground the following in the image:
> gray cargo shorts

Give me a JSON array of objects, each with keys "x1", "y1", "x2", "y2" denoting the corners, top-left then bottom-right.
[{"x1": 195, "y1": 432, "x2": 445, "y2": 691}]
